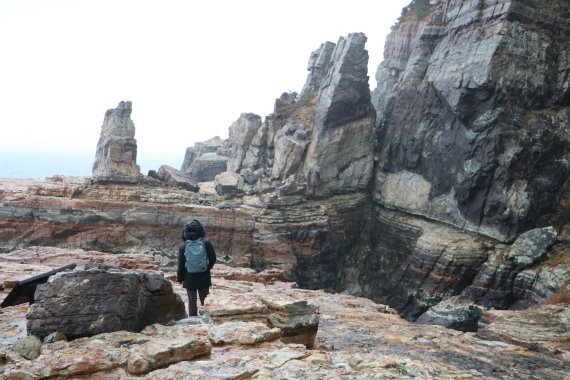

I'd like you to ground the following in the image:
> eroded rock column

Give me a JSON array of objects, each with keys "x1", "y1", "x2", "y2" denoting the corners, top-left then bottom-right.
[{"x1": 92, "y1": 101, "x2": 141, "y2": 183}]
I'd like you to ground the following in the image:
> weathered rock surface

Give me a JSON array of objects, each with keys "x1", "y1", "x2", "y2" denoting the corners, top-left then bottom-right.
[
  {"x1": 213, "y1": 170, "x2": 245, "y2": 198},
  {"x1": 150, "y1": 164, "x2": 199, "y2": 192},
  {"x1": 26, "y1": 267, "x2": 186, "y2": 339},
  {"x1": 1, "y1": 251, "x2": 568, "y2": 379},
  {"x1": 478, "y1": 304, "x2": 570, "y2": 357},
  {"x1": 373, "y1": 0, "x2": 570, "y2": 243},
  {"x1": 92, "y1": 101, "x2": 141, "y2": 183},
  {"x1": 218, "y1": 33, "x2": 375, "y2": 197},
  {"x1": 1, "y1": 4, "x2": 570, "y2": 363},
  {"x1": 463, "y1": 227, "x2": 562, "y2": 309},
  {"x1": 1, "y1": 176, "x2": 567, "y2": 325},
  {"x1": 416, "y1": 296, "x2": 485, "y2": 332},
  {"x1": 12, "y1": 335, "x2": 41, "y2": 360},
  {"x1": 227, "y1": 113, "x2": 264, "y2": 173},
  {"x1": 180, "y1": 136, "x2": 229, "y2": 182}
]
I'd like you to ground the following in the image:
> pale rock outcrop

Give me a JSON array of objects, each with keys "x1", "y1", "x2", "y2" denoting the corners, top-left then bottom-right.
[
  {"x1": 224, "y1": 33, "x2": 376, "y2": 197},
  {"x1": 151, "y1": 164, "x2": 199, "y2": 192},
  {"x1": 26, "y1": 267, "x2": 186, "y2": 340},
  {"x1": 214, "y1": 171, "x2": 244, "y2": 197},
  {"x1": 92, "y1": 101, "x2": 141, "y2": 183},
  {"x1": 227, "y1": 113, "x2": 263, "y2": 172},
  {"x1": 180, "y1": 136, "x2": 229, "y2": 182},
  {"x1": 299, "y1": 41, "x2": 336, "y2": 97},
  {"x1": 271, "y1": 125, "x2": 308, "y2": 180}
]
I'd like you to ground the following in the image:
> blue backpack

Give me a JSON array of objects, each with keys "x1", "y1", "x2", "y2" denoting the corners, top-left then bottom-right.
[{"x1": 184, "y1": 239, "x2": 209, "y2": 273}]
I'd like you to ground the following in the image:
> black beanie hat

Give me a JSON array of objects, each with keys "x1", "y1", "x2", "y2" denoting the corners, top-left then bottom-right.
[{"x1": 182, "y1": 219, "x2": 205, "y2": 241}]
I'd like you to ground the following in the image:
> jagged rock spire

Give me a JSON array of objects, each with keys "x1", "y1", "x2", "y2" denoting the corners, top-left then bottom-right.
[{"x1": 92, "y1": 101, "x2": 141, "y2": 183}]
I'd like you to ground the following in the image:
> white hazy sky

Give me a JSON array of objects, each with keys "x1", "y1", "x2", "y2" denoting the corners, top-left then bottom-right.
[{"x1": 0, "y1": 0, "x2": 410, "y2": 161}]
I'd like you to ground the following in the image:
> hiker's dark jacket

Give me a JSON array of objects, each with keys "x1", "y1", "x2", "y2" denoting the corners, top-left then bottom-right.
[{"x1": 177, "y1": 221, "x2": 216, "y2": 290}]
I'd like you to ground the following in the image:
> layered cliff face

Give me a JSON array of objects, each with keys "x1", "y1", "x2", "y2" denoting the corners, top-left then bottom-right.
[
  {"x1": 221, "y1": 33, "x2": 376, "y2": 198},
  {"x1": 92, "y1": 101, "x2": 141, "y2": 183},
  {"x1": 372, "y1": 0, "x2": 570, "y2": 242},
  {"x1": 1, "y1": 4, "x2": 569, "y2": 336}
]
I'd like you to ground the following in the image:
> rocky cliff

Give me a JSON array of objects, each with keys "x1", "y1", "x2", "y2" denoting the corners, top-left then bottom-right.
[
  {"x1": 0, "y1": 0, "x2": 569, "y2": 355},
  {"x1": 373, "y1": 0, "x2": 570, "y2": 242}
]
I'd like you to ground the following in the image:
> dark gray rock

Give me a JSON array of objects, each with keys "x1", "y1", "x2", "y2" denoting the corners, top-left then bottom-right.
[
  {"x1": 507, "y1": 227, "x2": 557, "y2": 270},
  {"x1": 26, "y1": 268, "x2": 186, "y2": 340},
  {"x1": 180, "y1": 136, "x2": 228, "y2": 182},
  {"x1": 372, "y1": 0, "x2": 570, "y2": 242},
  {"x1": 416, "y1": 296, "x2": 485, "y2": 332},
  {"x1": 188, "y1": 153, "x2": 229, "y2": 182}
]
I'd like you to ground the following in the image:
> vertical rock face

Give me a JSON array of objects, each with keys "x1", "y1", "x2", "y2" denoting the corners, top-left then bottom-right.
[
  {"x1": 224, "y1": 33, "x2": 376, "y2": 198},
  {"x1": 227, "y1": 113, "x2": 264, "y2": 173},
  {"x1": 304, "y1": 33, "x2": 376, "y2": 196},
  {"x1": 372, "y1": 0, "x2": 570, "y2": 242},
  {"x1": 181, "y1": 136, "x2": 229, "y2": 182},
  {"x1": 92, "y1": 101, "x2": 141, "y2": 183}
]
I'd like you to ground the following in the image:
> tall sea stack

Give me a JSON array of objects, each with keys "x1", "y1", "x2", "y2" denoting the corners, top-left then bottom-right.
[{"x1": 92, "y1": 101, "x2": 141, "y2": 183}]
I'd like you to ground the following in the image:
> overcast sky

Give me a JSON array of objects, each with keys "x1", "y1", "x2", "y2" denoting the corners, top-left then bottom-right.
[{"x1": 0, "y1": 0, "x2": 410, "y2": 161}]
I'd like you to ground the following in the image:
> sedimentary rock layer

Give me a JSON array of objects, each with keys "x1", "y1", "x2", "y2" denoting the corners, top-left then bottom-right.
[{"x1": 373, "y1": 0, "x2": 570, "y2": 242}]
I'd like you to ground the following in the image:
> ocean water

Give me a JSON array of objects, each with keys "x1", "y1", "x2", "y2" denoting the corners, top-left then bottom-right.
[{"x1": 0, "y1": 151, "x2": 184, "y2": 179}]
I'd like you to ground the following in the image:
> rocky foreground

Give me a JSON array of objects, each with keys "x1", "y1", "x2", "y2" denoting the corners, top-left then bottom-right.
[{"x1": 1, "y1": 247, "x2": 568, "y2": 379}]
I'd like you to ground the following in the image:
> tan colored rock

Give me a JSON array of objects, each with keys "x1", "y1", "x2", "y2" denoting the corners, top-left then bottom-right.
[
  {"x1": 1, "y1": 253, "x2": 569, "y2": 379},
  {"x1": 92, "y1": 101, "x2": 141, "y2": 183},
  {"x1": 478, "y1": 304, "x2": 570, "y2": 358},
  {"x1": 12, "y1": 335, "x2": 41, "y2": 360},
  {"x1": 214, "y1": 171, "x2": 244, "y2": 197},
  {"x1": 208, "y1": 321, "x2": 281, "y2": 346},
  {"x1": 377, "y1": 170, "x2": 432, "y2": 210}
]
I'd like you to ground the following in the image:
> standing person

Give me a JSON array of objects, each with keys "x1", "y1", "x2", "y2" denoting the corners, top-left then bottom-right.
[{"x1": 177, "y1": 219, "x2": 216, "y2": 317}]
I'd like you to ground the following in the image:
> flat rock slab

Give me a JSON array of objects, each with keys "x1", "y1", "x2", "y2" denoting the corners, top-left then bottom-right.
[{"x1": 478, "y1": 304, "x2": 570, "y2": 357}]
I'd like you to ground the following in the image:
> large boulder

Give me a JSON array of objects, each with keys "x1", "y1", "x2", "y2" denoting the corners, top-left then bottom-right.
[
  {"x1": 214, "y1": 171, "x2": 244, "y2": 198},
  {"x1": 26, "y1": 266, "x2": 186, "y2": 340},
  {"x1": 188, "y1": 153, "x2": 229, "y2": 182},
  {"x1": 507, "y1": 226, "x2": 557, "y2": 269},
  {"x1": 180, "y1": 136, "x2": 229, "y2": 182},
  {"x1": 92, "y1": 101, "x2": 141, "y2": 183},
  {"x1": 154, "y1": 165, "x2": 199, "y2": 192},
  {"x1": 416, "y1": 296, "x2": 485, "y2": 332}
]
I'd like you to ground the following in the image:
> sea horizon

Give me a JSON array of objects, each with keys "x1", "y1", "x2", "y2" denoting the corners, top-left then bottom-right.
[{"x1": 0, "y1": 150, "x2": 184, "y2": 179}]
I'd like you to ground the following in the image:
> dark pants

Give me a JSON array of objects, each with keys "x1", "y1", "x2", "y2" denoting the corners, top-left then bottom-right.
[{"x1": 186, "y1": 288, "x2": 209, "y2": 316}]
